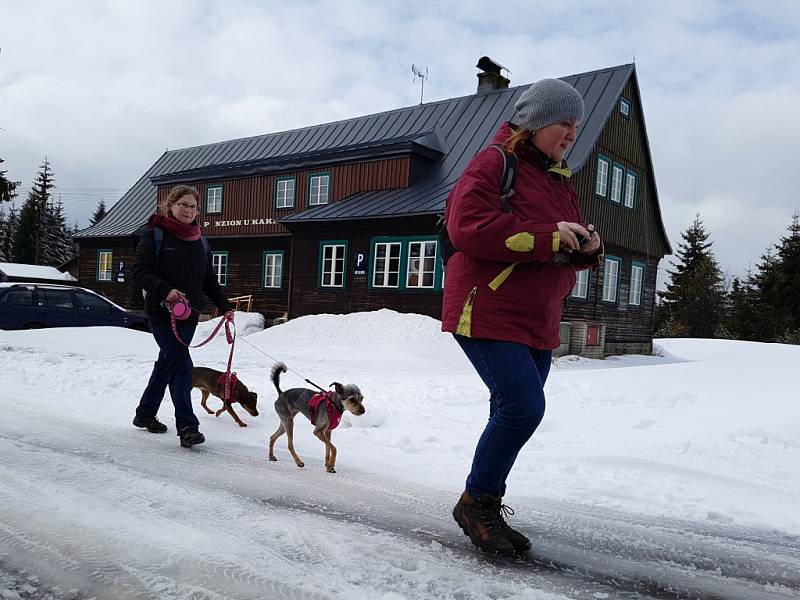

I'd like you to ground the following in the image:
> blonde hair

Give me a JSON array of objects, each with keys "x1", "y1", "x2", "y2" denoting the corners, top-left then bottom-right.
[
  {"x1": 502, "y1": 126, "x2": 533, "y2": 154},
  {"x1": 160, "y1": 185, "x2": 200, "y2": 216}
]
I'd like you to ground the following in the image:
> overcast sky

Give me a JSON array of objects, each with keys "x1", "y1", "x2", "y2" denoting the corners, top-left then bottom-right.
[{"x1": 2, "y1": 0, "x2": 799, "y2": 285}]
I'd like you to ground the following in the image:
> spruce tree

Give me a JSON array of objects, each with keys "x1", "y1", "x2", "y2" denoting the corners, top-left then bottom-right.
[
  {"x1": 41, "y1": 197, "x2": 74, "y2": 266},
  {"x1": 658, "y1": 213, "x2": 725, "y2": 338},
  {"x1": 726, "y1": 274, "x2": 762, "y2": 341},
  {"x1": 12, "y1": 158, "x2": 55, "y2": 264},
  {"x1": 90, "y1": 199, "x2": 107, "y2": 225},
  {"x1": 771, "y1": 213, "x2": 800, "y2": 338},
  {"x1": 0, "y1": 204, "x2": 19, "y2": 262},
  {"x1": 0, "y1": 207, "x2": 10, "y2": 261},
  {"x1": 750, "y1": 248, "x2": 783, "y2": 341},
  {"x1": 1, "y1": 157, "x2": 19, "y2": 204}
]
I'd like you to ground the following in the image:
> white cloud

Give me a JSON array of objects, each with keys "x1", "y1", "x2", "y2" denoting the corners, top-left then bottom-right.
[{"x1": 2, "y1": 0, "x2": 799, "y2": 282}]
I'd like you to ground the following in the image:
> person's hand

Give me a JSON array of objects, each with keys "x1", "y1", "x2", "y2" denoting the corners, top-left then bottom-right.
[
  {"x1": 224, "y1": 310, "x2": 234, "y2": 321},
  {"x1": 165, "y1": 289, "x2": 183, "y2": 303},
  {"x1": 578, "y1": 231, "x2": 601, "y2": 255},
  {"x1": 556, "y1": 221, "x2": 592, "y2": 253}
]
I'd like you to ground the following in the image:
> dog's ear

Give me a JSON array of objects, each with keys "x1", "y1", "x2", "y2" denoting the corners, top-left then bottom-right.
[{"x1": 331, "y1": 382, "x2": 344, "y2": 395}]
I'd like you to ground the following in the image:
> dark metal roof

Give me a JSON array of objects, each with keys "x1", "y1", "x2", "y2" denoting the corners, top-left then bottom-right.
[{"x1": 77, "y1": 64, "x2": 637, "y2": 237}]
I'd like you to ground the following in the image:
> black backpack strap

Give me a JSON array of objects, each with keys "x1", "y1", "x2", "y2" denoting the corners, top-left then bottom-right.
[
  {"x1": 153, "y1": 226, "x2": 163, "y2": 255},
  {"x1": 490, "y1": 145, "x2": 517, "y2": 212}
]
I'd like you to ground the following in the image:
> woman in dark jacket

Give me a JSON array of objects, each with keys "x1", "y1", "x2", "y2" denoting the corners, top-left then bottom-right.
[
  {"x1": 132, "y1": 185, "x2": 233, "y2": 448},
  {"x1": 442, "y1": 79, "x2": 602, "y2": 554}
]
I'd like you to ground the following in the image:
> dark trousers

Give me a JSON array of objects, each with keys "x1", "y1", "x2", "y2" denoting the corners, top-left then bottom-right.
[
  {"x1": 136, "y1": 320, "x2": 199, "y2": 431},
  {"x1": 454, "y1": 335, "x2": 551, "y2": 499}
]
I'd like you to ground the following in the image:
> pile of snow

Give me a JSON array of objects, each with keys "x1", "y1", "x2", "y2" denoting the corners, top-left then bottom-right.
[
  {"x1": 2, "y1": 309, "x2": 799, "y2": 536},
  {"x1": 0, "y1": 262, "x2": 77, "y2": 281}
]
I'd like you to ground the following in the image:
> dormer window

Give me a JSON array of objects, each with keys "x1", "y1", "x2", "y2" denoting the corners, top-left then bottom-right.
[
  {"x1": 309, "y1": 173, "x2": 331, "y2": 206},
  {"x1": 619, "y1": 97, "x2": 631, "y2": 118},
  {"x1": 206, "y1": 185, "x2": 223, "y2": 214}
]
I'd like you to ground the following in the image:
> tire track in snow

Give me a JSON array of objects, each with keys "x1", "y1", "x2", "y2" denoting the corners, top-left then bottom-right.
[{"x1": 1, "y1": 420, "x2": 799, "y2": 600}]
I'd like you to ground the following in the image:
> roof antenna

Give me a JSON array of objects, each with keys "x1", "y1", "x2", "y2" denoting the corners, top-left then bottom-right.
[{"x1": 411, "y1": 64, "x2": 429, "y2": 105}]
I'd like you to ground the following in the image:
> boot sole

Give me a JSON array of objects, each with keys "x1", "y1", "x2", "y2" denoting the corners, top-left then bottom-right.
[
  {"x1": 180, "y1": 436, "x2": 205, "y2": 448},
  {"x1": 133, "y1": 422, "x2": 167, "y2": 434},
  {"x1": 453, "y1": 509, "x2": 517, "y2": 556}
]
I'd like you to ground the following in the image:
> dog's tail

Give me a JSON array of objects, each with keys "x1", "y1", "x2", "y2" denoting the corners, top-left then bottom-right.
[{"x1": 271, "y1": 362, "x2": 287, "y2": 394}]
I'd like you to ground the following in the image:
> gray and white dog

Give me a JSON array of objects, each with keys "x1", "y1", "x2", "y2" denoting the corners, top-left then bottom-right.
[{"x1": 268, "y1": 362, "x2": 365, "y2": 473}]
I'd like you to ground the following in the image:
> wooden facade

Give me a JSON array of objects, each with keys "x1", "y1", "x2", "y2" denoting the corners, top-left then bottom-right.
[
  {"x1": 74, "y1": 63, "x2": 670, "y2": 357},
  {"x1": 564, "y1": 76, "x2": 666, "y2": 353}
]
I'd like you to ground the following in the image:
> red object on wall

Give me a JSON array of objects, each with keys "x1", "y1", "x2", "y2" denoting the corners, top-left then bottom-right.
[{"x1": 586, "y1": 325, "x2": 599, "y2": 346}]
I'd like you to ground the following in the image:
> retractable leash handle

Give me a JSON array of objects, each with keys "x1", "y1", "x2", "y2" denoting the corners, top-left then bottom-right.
[{"x1": 163, "y1": 293, "x2": 192, "y2": 321}]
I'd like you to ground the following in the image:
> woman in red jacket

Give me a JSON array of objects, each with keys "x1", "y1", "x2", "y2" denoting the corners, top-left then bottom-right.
[{"x1": 443, "y1": 78, "x2": 602, "y2": 555}]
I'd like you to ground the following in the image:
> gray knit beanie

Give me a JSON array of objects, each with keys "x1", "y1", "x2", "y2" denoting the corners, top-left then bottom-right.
[{"x1": 513, "y1": 78, "x2": 584, "y2": 131}]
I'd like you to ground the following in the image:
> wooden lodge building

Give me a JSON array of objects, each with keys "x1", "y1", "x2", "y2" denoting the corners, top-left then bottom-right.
[{"x1": 75, "y1": 58, "x2": 671, "y2": 356}]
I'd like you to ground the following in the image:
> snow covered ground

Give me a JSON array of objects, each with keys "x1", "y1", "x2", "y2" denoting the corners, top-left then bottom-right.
[{"x1": 1, "y1": 310, "x2": 799, "y2": 599}]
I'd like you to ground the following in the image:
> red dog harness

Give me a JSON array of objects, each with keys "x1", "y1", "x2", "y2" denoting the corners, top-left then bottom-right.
[
  {"x1": 309, "y1": 391, "x2": 342, "y2": 430},
  {"x1": 217, "y1": 371, "x2": 238, "y2": 403}
]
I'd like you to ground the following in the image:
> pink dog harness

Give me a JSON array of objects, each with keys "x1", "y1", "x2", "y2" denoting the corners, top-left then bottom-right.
[{"x1": 309, "y1": 391, "x2": 342, "y2": 430}]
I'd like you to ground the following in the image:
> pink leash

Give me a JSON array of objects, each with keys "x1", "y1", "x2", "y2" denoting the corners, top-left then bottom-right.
[{"x1": 168, "y1": 306, "x2": 238, "y2": 402}]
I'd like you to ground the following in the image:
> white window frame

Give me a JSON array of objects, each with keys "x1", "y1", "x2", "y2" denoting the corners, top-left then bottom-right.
[
  {"x1": 571, "y1": 269, "x2": 589, "y2": 299},
  {"x1": 206, "y1": 185, "x2": 223, "y2": 214},
  {"x1": 309, "y1": 174, "x2": 330, "y2": 206},
  {"x1": 619, "y1": 97, "x2": 631, "y2": 118},
  {"x1": 263, "y1": 252, "x2": 283, "y2": 288},
  {"x1": 98, "y1": 250, "x2": 112, "y2": 281},
  {"x1": 595, "y1": 156, "x2": 609, "y2": 197},
  {"x1": 275, "y1": 178, "x2": 295, "y2": 209},
  {"x1": 629, "y1": 263, "x2": 644, "y2": 306},
  {"x1": 406, "y1": 240, "x2": 438, "y2": 289},
  {"x1": 602, "y1": 257, "x2": 620, "y2": 303},
  {"x1": 624, "y1": 171, "x2": 637, "y2": 208},
  {"x1": 321, "y1": 243, "x2": 346, "y2": 287},
  {"x1": 372, "y1": 242, "x2": 402, "y2": 288},
  {"x1": 211, "y1": 252, "x2": 228, "y2": 286},
  {"x1": 610, "y1": 164, "x2": 624, "y2": 204}
]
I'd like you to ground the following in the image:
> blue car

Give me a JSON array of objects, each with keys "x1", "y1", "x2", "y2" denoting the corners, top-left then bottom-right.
[{"x1": 0, "y1": 282, "x2": 149, "y2": 331}]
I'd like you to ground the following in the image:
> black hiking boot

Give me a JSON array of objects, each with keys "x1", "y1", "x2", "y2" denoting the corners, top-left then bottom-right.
[
  {"x1": 452, "y1": 491, "x2": 516, "y2": 555},
  {"x1": 178, "y1": 426, "x2": 205, "y2": 448},
  {"x1": 483, "y1": 494, "x2": 531, "y2": 553},
  {"x1": 133, "y1": 415, "x2": 168, "y2": 434}
]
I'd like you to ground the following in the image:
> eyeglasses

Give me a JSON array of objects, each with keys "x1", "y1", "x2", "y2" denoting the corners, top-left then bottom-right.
[{"x1": 175, "y1": 202, "x2": 198, "y2": 211}]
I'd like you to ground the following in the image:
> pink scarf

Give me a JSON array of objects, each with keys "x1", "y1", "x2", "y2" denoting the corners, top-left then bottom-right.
[{"x1": 146, "y1": 213, "x2": 201, "y2": 241}]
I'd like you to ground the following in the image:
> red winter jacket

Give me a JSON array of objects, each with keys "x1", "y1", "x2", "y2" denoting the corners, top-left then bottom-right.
[{"x1": 441, "y1": 123, "x2": 600, "y2": 349}]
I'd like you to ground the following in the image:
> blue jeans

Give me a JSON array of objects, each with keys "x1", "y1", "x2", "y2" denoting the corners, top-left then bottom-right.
[
  {"x1": 454, "y1": 335, "x2": 551, "y2": 499},
  {"x1": 136, "y1": 320, "x2": 199, "y2": 431}
]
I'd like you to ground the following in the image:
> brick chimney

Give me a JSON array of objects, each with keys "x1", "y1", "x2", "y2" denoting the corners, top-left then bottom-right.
[{"x1": 476, "y1": 56, "x2": 510, "y2": 93}]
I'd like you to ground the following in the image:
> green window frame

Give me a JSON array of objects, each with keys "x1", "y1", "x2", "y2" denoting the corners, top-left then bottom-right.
[
  {"x1": 610, "y1": 162, "x2": 625, "y2": 204},
  {"x1": 629, "y1": 261, "x2": 644, "y2": 306},
  {"x1": 571, "y1": 268, "x2": 590, "y2": 299},
  {"x1": 369, "y1": 235, "x2": 442, "y2": 291},
  {"x1": 602, "y1": 255, "x2": 622, "y2": 303},
  {"x1": 595, "y1": 155, "x2": 610, "y2": 197},
  {"x1": 308, "y1": 172, "x2": 331, "y2": 206},
  {"x1": 206, "y1": 184, "x2": 223, "y2": 214},
  {"x1": 263, "y1": 251, "x2": 284, "y2": 289},
  {"x1": 624, "y1": 170, "x2": 638, "y2": 209},
  {"x1": 275, "y1": 177, "x2": 295, "y2": 209},
  {"x1": 211, "y1": 251, "x2": 228, "y2": 286},
  {"x1": 318, "y1": 240, "x2": 348, "y2": 288},
  {"x1": 619, "y1": 97, "x2": 631, "y2": 118},
  {"x1": 97, "y1": 249, "x2": 113, "y2": 282}
]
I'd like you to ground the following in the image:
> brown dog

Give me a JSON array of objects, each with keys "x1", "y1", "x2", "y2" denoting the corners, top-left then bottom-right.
[{"x1": 191, "y1": 366, "x2": 259, "y2": 427}]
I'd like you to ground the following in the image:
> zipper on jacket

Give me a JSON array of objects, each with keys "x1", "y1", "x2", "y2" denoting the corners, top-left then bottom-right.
[{"x1": 456, "y1": 286, "x2": 478, "y2": 337}]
